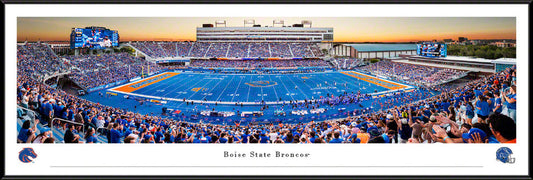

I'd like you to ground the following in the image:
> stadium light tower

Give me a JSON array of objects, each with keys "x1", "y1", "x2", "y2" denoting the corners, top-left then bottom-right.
[
  {"x1": 244, "y1": 19, "x2": 255, "y2": 27},
  {"x1": 215, "y1": 20, "x2": 226, "y2": 27},
  {"x1": 273, "y1": 20, "x2": 284, "y2": 27}
]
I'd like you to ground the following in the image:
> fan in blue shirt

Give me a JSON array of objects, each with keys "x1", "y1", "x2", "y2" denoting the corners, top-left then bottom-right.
[
  {"x1": 476, "y1": 98, "x2": 490, "y2": 117},
  {"x1": 259, "y1": 134, "x2": 269, "y2": 143},
  {"x1": 329, "y1": 132, "x2": 343, "y2": 143},
  {"x1": 85, "y1": 133, "x2": 98, "y2": 143},
  {"x1": 241, "y1": 131, "x2": 251, "y2": 143},
  {"x1": 494, "y1": 96, "x2": 503, "y2": 113},
  {"x1": 109, "y1": 123, "x2": 123, "y2": 143},
  {"x1": 43, "y1": 102, "x2": 53, "y2": 117},
  {"x1": 506, "y1": 93, "x2": 516, "y2": 110},
  {"x1": 154, "y1": 129, "x2": 164, "y2": 143}
]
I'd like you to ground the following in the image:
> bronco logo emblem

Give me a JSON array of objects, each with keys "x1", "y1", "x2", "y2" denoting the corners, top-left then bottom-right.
[
  {"x1": 245, "y1": 81, "x2": 278, "y2": 87},
  {"x1": 19, "y1": 147, "x2": 37, "y2": 163}
]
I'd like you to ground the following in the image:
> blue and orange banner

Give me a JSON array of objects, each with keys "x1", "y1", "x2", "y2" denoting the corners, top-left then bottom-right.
[{"x1": 111, "y1": 72, "x2": 180, "y2": 93}]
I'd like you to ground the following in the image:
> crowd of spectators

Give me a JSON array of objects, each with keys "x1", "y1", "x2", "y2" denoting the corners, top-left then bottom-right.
[
  {"x1": 17, "y1": 43, "x2": 516, "y2": 144},
  {"x1": 227, "y1": 43, "x2": 250, "y2": 58},
  {"x1": 290, "y1": 43, "x2": 313, "y2": 57},
  {"x1": 423, "y1": 68, "x2": 467, "y2": 86},
  {"x1": 17, "y1": 43, "x2": 66, "y2": 79},
  {"x1": 64, "y1": 53, "x2": 164, "y2": 89},
  {"x1": 130, "y1": 42, "x2": 163, "y2": 58},
  {"x1": 160, "y1": 42, "x2": 178, "y2": 57},
  {"x1": 189, "y1": 59, "x2": 330, "y2": 68},
  {"x1": 356, "y1": 61, "x2": 468, "y2": 86},
  {"x1": 204, "y1": 43, "x2": 230, "y2": 58},
  {"x1": 270, "y1": 43, "x2": 292, "y2": 57},
  {"x1": 176, "y1": 42, "x2": 193, "y2": 57},
  {"x1": 188, "y1": 42, "x2": 210, "y2": 57},
  {"x1": 248, "y1": 43, "x2": 271, "y2": 57},
  {"x1": 129, "y1": 42, "x2": 325, "y2": 59},
  {"x1": 18, "y1": 62, "x2": 517, "y2": 144},
  {"x1": 309, "y1": 44, "x2": 324, "y2": 57},
  {"x1": 333, "y1": 58, "x2": 364, "y2": 70}
]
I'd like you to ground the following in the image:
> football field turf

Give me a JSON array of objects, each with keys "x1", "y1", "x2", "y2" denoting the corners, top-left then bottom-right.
[{"x1": 108, "y1": 71, "x2": 412, "y2": 105}]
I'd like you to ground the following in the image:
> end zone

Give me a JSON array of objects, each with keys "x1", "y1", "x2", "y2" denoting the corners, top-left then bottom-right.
[
  {"x1": 110, "y1": 72, "x2": 180, "y2": 93},
  {"x1": 340, "y1": 71, "x2": 411, "y2": 90}
]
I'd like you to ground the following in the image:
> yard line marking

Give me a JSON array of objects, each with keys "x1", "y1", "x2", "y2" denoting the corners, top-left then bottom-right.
[
  {"x1": 185, "y1": 76, "x2": 215, "y2": 100},
  {"x1": 143, "y1": 73, "x2": 191, "y2": 99},
  {"x1": 294, "y1": 74, "x2": 323, "y2": 100},
  {"x1": 324, "y1": 72, "x2": 359, "y2": 94},
  {"x1": 246, "y1": 75, "x2": 253, "y2": 102},
  {"x1": 161, "y1": 74, "x2": 201, "y2": 99},
  {"x1": 175, "y1": 75, "x2": 214, "y2": 108},
  {"x1": 200, "y1": 74, "x2": 227, "y2": 100},
  {"x1": 214, "y1": 75, "x2": 235, "y2": 102},
  {"x1": 305, "y1": 73, "x2": 335, "y2": 98},
  {"x1": 260, "y1": 83, "x2": 264, "y2": 101},
  {"x1": 277, "y1": 75, "x2": 295, "y2": 101},
  {"x1": 267, "y1": 74, "x2": 280, "y2": 102},
  {"x1": 286, "y1": 74, "x2": 309, "y2": 100},
  {"x1": 230, "y1": 75, "x2": 245, "y2": 102}
]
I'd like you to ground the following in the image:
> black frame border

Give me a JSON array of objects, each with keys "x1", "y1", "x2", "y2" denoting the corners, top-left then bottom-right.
[{"x1": 2, "y1": 0, "x2": 531, "y2": 180}]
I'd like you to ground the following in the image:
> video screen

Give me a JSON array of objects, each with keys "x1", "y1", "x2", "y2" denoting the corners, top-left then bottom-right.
[
  {"x1": 417, "y1": 43, "x2": 447, "y2": 57},
  {"x1": 70, "y1": 28, "x2": 119, "y2": 49}
]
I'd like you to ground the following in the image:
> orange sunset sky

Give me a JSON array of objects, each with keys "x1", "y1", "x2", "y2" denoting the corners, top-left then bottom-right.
[{"x1": 18, "y1": 17, "x2": 515, "y2": 42}]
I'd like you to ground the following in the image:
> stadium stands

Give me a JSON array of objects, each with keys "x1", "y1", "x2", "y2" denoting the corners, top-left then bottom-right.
[
  {"x1": 333, "y1": 58, "x2": 364, "y2": 70},
  {"x1": 129, "y1": 42, "x2": 326, "y2": 59},
  {"x1": 227, "y1": 43, "x2": 249, "y2": 58},
  {"x1": 204, "y1": 42, "x2": 230, "y2": 58},
  {"x1": 160, "y1": 42, "x2": 178, "y2": 57},
  {"x1": 17, "y1": 43, "x2": 67, "y2": 78},
  {"x1": 64, "y1": 53, "x2": 164, "y2": 89},
  {"x1": 290, "y1": 43, "x2": 313, "y2": 57},
  {"x1": 17, "y1": 42, "x2": 517, "y2": 144},
  {"x1": 269, "y1": 43, "x2": 292, "y2": 57},
  {"x1": 356, "y1": 61, "x2": 468, "y2": 86},
  {"x1": 189, "y1": 59, "x2": 329, "y2": 68}
]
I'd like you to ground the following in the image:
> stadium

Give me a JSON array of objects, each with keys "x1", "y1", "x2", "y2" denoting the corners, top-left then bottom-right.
[{"x1": 17, "y1": 20, "x2": 517, "y2": 144}]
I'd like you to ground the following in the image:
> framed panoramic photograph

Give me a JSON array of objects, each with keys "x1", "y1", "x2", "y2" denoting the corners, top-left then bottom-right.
[{"x1": 3, "y1": 1, "x2": 530, "y2": 179}]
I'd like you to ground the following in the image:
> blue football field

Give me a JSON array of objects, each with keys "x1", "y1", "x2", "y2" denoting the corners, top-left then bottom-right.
[
  {"x1": 80, "y1": 71, "x2": 420, "y2": 124},
  {"x1": 108, "y1": 71, "x2": 410, "y2": 104}
]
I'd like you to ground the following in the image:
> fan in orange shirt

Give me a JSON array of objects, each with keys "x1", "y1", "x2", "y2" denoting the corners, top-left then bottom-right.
[{"x1": 356, "y1": 126, "x2": 370, "y2": 143}]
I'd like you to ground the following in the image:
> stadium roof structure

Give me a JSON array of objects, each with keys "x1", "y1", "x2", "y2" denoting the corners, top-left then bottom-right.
[
  {"x1": 383, "y1": 56, "x2": 404, "y2": 60},
  {"x1": 442, "y1": 55, "x2": 499, "y2": 63},
  {"x1": 492, "y1": 57, "x2": 517, "y2": 65},
  {"x1": 394, "y1": 59, "x2": 493, "y2": 73},
  {"x1": 343, "y1": 44, "x2": 417, "y2": 52},
  {"x1": 402, "y1": 55, "x2": 516, "y2": 73}
]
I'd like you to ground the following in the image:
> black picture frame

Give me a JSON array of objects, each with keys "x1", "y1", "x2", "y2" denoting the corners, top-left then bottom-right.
[{"x1": 2, "y1": 0, "x2": 531, "y2": 179}]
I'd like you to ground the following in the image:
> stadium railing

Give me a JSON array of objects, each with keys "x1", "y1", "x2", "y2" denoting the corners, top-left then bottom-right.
[
  {"x1": 95, "y1": 127, "x2": 107, "y2": 136},
  {"x1": 17, "y1": 105, "x2": 39, "y2": 124},
  {"x1": 51, "y1": 117, "x2": 85, "y2": 138}
]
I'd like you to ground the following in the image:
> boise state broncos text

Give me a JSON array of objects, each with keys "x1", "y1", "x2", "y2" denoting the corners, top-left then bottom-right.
[{"x1": 224, "y1": 151, "x2": 311, "y2": 158}]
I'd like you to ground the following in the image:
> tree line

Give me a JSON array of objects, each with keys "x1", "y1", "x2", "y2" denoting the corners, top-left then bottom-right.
[{"x1": 447, "y1": 44, "x2": 515, "y2": 59}]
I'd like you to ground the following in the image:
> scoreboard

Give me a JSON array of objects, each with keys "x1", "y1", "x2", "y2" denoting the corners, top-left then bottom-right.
[
  {"x1": 417, "y1": 42, "x2": 447, "y2": 58},
  {"x1": 70, "y1": 27, "x2": 119, "y2": 49}
]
